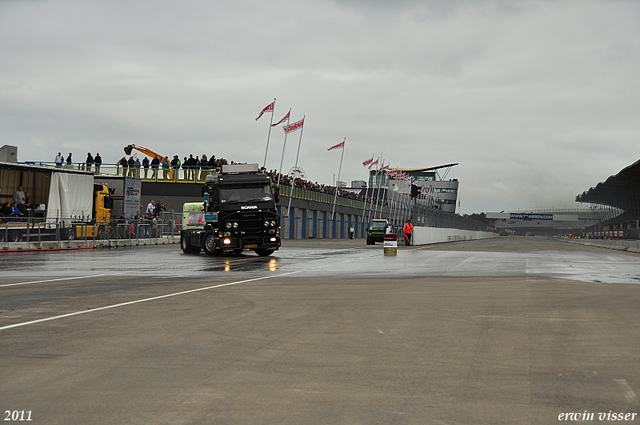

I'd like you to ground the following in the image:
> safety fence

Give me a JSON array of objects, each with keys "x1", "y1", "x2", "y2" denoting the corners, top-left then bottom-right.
[{"x1": 0, "y1": 212, "x2": 181, "y2": 244}]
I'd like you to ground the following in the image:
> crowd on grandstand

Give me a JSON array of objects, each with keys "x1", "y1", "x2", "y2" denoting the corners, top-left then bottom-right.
[
  {"x1": 263, "y1": 170, "x2": 389, "y2": 206},
  {"x1": 54, "y1": 151, "x2": 394, "y2": 205}
]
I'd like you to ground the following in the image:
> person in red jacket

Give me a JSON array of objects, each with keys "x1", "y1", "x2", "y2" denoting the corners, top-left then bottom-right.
[{"x1": 403, "y1": 219, "x2": 413, "y2": 246}]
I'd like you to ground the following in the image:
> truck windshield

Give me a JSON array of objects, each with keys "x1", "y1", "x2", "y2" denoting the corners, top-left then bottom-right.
[
  {"x1": 370, "y1": 221, "x2": 387, "y2": 231},
  {"x1": 219, "y1": 185, "x2": 273, "y2": 204}
]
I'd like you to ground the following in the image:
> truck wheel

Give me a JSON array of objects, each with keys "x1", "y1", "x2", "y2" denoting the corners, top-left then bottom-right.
[
  {"x1": 254, "y1": 248, "x2": 274, "y2": 257},
  {"x1": 366, "y1": 237, "x2": 373, "y2": 245},
  {"x1": 181, "y1": 232, "x2": 200, "y2": 254},
  {"x1": 180, "y1": 233, "x2": 190, "y2": 253},
  {"x1": 202, "y1": 230, "x2": 217, "y2": 256}
]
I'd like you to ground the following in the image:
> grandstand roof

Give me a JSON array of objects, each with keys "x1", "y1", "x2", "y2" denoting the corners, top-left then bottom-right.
[
  {"x1": 395, "y1": 163, "x2": 459, "y2": 173},
  {"x1": 575, "y1": 159, "x2": 640, "y2": 209}
]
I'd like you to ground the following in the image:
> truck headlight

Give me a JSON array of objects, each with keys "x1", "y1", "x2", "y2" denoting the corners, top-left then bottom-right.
[
  {"x1": 233, "y1": 222, "x2": 238, "y2": 228},
  {"x1": 271, "y1": 220, "x2": 276, "y2": 227},
  {"x1": 264, "y1": 220, "x2": 270, "y2": 227},
  {"x1": 225, "y1": 222, "x2": 232, "y2": 229}
]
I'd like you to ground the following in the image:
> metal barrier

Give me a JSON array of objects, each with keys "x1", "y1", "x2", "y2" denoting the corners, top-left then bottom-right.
[{"x1": 0, "y1": 214, "x2": 180, "y2": 247}]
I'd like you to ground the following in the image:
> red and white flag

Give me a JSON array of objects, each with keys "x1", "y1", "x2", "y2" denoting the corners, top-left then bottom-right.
[
  {"x1": 381, "y1": 163, "x2": 390, "y2": 171},
  {"x1": 283, "y1": 118, "x2": 304, "y2": 133},
  {"x1": 255, "y1": 101, "x2": 275, "y2": 121},
  {"x1": 271, "y1": 110, "x2": 290, "y2": 127},
  {"x1": 362, "y1": 157, "x2": 374, "y2": 167},
  {"x1": 368, "y1": 159, "x2": 379, "y2": 169},
  {"x1": 328, "y1": 141, "x2": 345, "y2": 151}
]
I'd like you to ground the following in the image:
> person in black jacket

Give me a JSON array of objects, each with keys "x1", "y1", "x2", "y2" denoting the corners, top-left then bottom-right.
[
  {"x1": 208, "y1": 155, "x2": 217, "y2": 172},
  {"x1": 150, "y1": 156, "x2": 160, "y2": 180},
  {"x1": 85, "y1": 153, "x2": 94, "y2": 172},
  {"x1": 142, "y1": 157, "x2": 150, "y2": 179},
  {"x1": 170, "y1": 155, "x2": 180, "y2": 181},
  {"x1": 185, "y1": 154, "x2": 196, "y2": 180},
  {"x1": 117, "y1": 157, "x2": 127, "y2": 176},
  {"x1": 199, "y1": 154, "x2": 209, "y2": 180},
  {"x1": 94, "y1": 153, "x2": 102, "y2": 175},
  {"x1": 127, "y1": 156, "x2": 135, "y2": 177}
]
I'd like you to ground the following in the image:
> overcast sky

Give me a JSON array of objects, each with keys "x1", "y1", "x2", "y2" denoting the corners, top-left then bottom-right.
[{"x1": 2, "y1": 0, "x2": 639, "y2": 214}]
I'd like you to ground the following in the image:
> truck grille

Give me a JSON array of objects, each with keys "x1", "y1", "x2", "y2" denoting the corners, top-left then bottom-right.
[
  {"x1": 225, "y1": 211, "x2": 278, "y2": 233},
  {"x1": 241, "y1": 213, "x2": 263, "y2": 232}
]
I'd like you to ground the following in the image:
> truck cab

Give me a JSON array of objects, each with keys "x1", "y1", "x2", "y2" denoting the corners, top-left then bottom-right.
[
  {"x1": 181, "y1": 164, "x2": 281, "y2": 256},
  {"x1": 74, "y1": 183, "x2": 112, "y2": 239}
]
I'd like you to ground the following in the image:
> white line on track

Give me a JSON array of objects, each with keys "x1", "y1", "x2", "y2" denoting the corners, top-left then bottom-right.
[
  {"x1": 0, "y1": 248, "x2": 374, "y2": 331},
  {"x1": 615, "y1": 379, "x2": 639, "y2": 405},
  {"x1": 0, "y1": 271, "x2": 300, "y2": 331},
  {"x1": 0, "y1": 274, "x2": 111, "y2": 289}
]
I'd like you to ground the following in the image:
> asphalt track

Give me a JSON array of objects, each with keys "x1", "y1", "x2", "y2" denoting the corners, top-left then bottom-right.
[{"x1": 0, "y1": 237, "x2": 639, "y2": 424}]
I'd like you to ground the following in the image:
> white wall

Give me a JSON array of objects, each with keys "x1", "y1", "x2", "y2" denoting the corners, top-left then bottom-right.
[{"x1": 412, "y1": 227, "x2": 498, "y2": 245}]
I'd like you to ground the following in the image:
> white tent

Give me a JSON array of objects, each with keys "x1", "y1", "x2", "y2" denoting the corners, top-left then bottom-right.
[{"x1": 46, "y1": 172, "x2": 93, "y2": 225}]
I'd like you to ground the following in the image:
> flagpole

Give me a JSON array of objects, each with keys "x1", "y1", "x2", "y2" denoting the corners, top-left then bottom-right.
[
  {"x1": 369, "y1": 155, "x2": 383, "y2": 223},
  {"x1": 375, "y1": 157, "x2": 385, "y2": 219},
  {"x1": 374, "y1": 161, "x2": 383, "y2": 219},
  {"x1": 287, "y1": 115, "x2": 305, "y2": 217},
  {"x1": 389, "y1": 176, "x2": 397, "y2": 229},
  {"x1": 262, "y1": 98, "x2": 276, "y2": 169},
  {"x1": 331, "y1": 138, "x2": 346, "y2": 221},
  {"x1": 276, "y1": 111, "x2": 291, "y2": 188},
  {"x1": 360, "y1": 153, "x2": 374, "y2": 227},
  {"x1": 367, "y1": 157, "x2": 379, "y2": 224}
]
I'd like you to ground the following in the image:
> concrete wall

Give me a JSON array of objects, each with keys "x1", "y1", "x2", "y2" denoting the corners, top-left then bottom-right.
[
  {"x1": 565, "y1": 238, "x2": 640, "y2": 253},
  {"x1": 412, "y1": 227, "x2": 499, "y2": 245}
]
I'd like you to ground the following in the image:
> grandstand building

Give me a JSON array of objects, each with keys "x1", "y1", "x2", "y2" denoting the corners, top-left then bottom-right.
[
  {"x1": 368, "y1": 163, "x2": 459, "y2": 213},
  {"x1": 576, "y1": 159, "x2": 640, "y2": 239}
]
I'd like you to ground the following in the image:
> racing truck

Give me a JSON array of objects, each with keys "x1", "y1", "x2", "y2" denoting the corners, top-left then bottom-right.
[{"x1": 180, "y1": 163, "x2": 281, "y2": 256}]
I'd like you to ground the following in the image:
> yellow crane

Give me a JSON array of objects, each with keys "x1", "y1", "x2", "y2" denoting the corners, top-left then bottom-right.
[{"x1": 124, "y1": 144, "x2": 173, "y2": 179}]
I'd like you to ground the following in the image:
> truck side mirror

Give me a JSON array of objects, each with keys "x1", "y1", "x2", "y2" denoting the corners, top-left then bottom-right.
[{"x1": 274, "y1": 186, "x2": 280, "y2": 203}]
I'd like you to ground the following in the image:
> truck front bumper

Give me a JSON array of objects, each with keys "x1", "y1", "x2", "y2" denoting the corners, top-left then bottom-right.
[{"x1": 221, "y1": 235, "x2": 281, "y2": 251}]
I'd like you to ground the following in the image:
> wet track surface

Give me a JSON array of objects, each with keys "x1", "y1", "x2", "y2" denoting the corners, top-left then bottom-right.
[
  {"x1": 1, "y1": 238, "x2": 639, "y2": 425},
  {"x1": 2, "y1": 239, "x2": 640, "y2": 284}
]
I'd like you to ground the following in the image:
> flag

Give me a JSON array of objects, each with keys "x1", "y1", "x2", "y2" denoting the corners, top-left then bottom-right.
[
  {"x1": 328, "y1": 141, "x2": 345, "y2": 151},
  {"x1": 283, "y1": 118, "x2": 304, "y2": 133},
  {"x1": 271, "y1": 110, "x2": 290, "y2": 127},
  {"x1": 255, "y1": 101, "x2": 274, "y2": 121},
  {"x1": 368, "y1": 159, "x2": 379, "y2": 169},
  {"x1": 362, "y1": 157, "x2": 373, "y2": 167},
  {"x1": 381, "y1": 163, "x2": 390, "y2": 171}
]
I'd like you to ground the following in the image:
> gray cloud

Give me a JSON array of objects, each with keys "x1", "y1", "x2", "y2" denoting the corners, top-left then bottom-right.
[{"x1": 1, "y1": 0, "x2": 639, "y2": 213}]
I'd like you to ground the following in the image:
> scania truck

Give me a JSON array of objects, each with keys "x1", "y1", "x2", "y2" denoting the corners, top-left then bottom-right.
[{"x1": 180, "y1": 163, "x2": 281, "y2": 256}]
